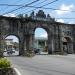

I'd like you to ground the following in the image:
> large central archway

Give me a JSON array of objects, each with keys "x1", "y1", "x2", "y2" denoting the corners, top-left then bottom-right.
[
  {"x1": 34, "y1": 27, "x2": 48, "y2": 54},
  {"x1": 32, "y1": 23, "x2": 53, "y2": 54}
]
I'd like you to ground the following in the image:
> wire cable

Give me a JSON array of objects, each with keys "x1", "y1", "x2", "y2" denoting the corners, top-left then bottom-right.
[
  {"x1": 20, "y1": 0, "x2": 59, "y2": 15},
  {"x1": 0, "y1": 4, "x2": 75, "y2": 13},
  {"x1": 1, "y1": 0, "x2": 48, "y2": 15},
  {"x1": 2, "y1": 0, "x2": 40, "y2": 15},
  {"x1": 0, "y1": 0, "x2": 59, "y2": 7},
  {"x1": 15, "y1": 0, "x2": 47, "y2": 15},
  {"x1": 0, "y1": 0, "x2": 23, "y2": 13}
]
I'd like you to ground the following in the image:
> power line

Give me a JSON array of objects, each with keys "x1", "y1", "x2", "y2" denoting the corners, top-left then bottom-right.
[
  {"x1": 1, "y1": 0, "x2": 59, "y2": 15},
  {"x1": 0, "y1": 0, "x2": 23, "y2": 12},
  {"x1": 27, "y1": 6, "x2": 75, "y2": 12},
  {"x1": 1, "y1": 1, "x2": 75, "y2": 19},
  {"x1": 15, "y1": 0, "x2": 47, "y2": 15},
  {"x1": 0, "y1": 0, "x2": 59, "y2": 7},
  {"x1": 40, "y1": 0, "x2": 59, "y2": 7},
  {"x1": 1, "y1": 0, "x2": 48, "y2": 15},
  {"x1": 2, "y1": 0, "x2": 40, "y2": 15},
  {"x1": 21, "y1": 0, "x2": 59, "y2": 15},
  {"x1": 0, "y1": 4, "x2": 75, "y2": 13}
]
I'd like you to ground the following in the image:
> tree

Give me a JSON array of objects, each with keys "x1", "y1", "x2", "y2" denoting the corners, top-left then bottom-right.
[
  {"x1": 17, "y1": 14, "x2": 24, "y2": 18},
  {"x1": 30, "y1": 11, "x2": 34, "y2": 18},
  {"x1": 47, "y1": 14, "x2": 51, "y2": 19},
  {"x1": 25, "y1": 14, "x2": 28, "y2": 18},
  {"x1": 36, "y1": 10, "x2": 46, "y2": 18}
]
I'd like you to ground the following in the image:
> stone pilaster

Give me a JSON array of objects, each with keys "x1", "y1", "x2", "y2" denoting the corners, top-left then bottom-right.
[
  {"x1": 0, "y1": 20, "x2": 3, "y2": 57},
  {"x1": 19, "y1": 35, "x2": 25, "y2": 56},
  {"x1": 48, "y1": 33, "x2": 53, "y2": 54}
]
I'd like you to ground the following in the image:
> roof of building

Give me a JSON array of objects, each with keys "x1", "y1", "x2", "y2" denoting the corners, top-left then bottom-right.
[
  {"x1": 35, "y1": 37, "x2": 48, "y2": 40},
  {"x1": 5, "y1": 39, "x2": 13, "y2": 41}
]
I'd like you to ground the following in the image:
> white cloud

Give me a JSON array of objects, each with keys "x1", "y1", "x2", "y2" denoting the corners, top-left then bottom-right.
[
  {"x1": 3, "y1": 13, "x2": 16, "y2": 17},
  {"x1": 56, "y1": 4, "x2": 74, "y2": 15},
  {"x1": 56, "y1": 19, "x2": 64, "y2": 23},
  {"x1": 69, "y1": 21, "x2": 75, "y2": 24},
  {"x1": 40, "y1": 33, "x2": 47, "y2": 38}
]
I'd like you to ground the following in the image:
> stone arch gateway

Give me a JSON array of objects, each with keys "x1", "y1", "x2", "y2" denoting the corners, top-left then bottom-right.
[{"x1": 0, "y1": 11, "x2": 75, "y2": 55}]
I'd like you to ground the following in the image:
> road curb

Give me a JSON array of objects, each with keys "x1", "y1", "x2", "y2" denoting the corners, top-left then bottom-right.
[{"x1": 13, "y1": 68, "x2": 22, "y2": 75}]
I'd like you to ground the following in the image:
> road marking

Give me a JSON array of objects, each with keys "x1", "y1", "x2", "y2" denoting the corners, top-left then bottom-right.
[{"x1": 14, "y1": 68, "x2": 21, "y2": 75}]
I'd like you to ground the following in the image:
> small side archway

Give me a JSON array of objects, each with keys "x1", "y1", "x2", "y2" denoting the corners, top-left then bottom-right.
[
  {"x1": 63, "y1": 37, "x2": 73, "y2": 54},
  {"x1": 4, "y1": 34, "x2": 20, "y2": 56}
]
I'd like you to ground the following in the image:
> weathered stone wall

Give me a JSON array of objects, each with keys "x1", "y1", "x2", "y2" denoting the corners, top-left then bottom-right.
[{"x1": 0, "y1": 16, "x2": 75, "y2": 55}]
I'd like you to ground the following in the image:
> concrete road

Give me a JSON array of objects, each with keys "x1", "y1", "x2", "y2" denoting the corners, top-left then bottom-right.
[{"x1": 7, "y1": 54, "x2": 75, "y2": 75}]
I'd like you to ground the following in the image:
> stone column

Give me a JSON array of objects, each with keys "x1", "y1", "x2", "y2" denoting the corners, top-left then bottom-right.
[
  {"x1": 59, "y1": 25, "x2": 64, "y2": 54},
  {"x1": 36, "y1": 40, "x2": 39, "y2": 48},
  {"x1": 73, "y1": 41, "x2": 75, "y2": 53},
  {"x1": 45, "y1": 40, "x2": 47, "y2": 46},
  {"x1": 0, "y1": 26, "x2": 1, "y2": 50},
  {"x1": 0, "y1": 21, "x2": 3, "y2": 57},
  {"x1": 25, "y1": 35, "x2": 29, "y2": 51},
  {"x1": 0, "y1": 21, "x2": 2, "y2": 50},
  {"x1": 48, "y1": 33, "x2": 53, "y2": 54},
  {"x1": 0, "y1": 36, "x2": 4, "y2": 57},
  {"x1": 25, "y1": 34, "x2": 34, "y2": 51},
  {"x1": 68, "y1": 42, "x2": 74, "y2": 53},
  {"x1": 19, "y1": 42, "x2": 24, "y2": 56},
  {"x1": 71, "y1": 42, "x2": 74, "y2": 53},
  {"x1": 19, "y1": 37, "x2": 25, "y2": 56},
  {"x1": 0, "y1": 34, "x2": 2, "y2": 51}
]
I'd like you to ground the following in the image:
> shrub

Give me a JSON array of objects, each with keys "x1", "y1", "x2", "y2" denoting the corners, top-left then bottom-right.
[
  {"x1": 0, "y1": 58, "x2": 11, "y2": 69},
  {"x1": 0, "y1": 58, "x2": 13, "y2": 75},
  {"x1": 24, "y1": 50, "x2": 35, "y2": 57}
]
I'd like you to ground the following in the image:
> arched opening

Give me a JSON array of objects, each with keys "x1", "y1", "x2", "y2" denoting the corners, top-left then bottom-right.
[
  {"x1": 63, "y1": 37, "x2": 73, "y2": 54},
  {"x1": 34, "y1": 27, "x2": 48, "y2": 54},
  {"x1": 3, "y1": 35, "x2": 19, "y2": 56}
]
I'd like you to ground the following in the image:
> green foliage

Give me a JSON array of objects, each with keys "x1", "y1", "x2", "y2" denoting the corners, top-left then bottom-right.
[
  {"x1": 0, "y1": 58, "x2": 12, "y2": 75},
  {"x1": 17, "y1": 14, "x2": 24, "y2": 18},
  {"x1": 0, "y1": 58, "x2": 11, "y2": 69},
  {"x1": 36, "y1": 10, "x2": 46, "y2": 18},
  {"x1": 24, "y1": 50, "x2": 35, "y2": 57}
]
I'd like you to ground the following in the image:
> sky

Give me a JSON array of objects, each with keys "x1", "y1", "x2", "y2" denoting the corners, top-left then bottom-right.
[{"x1": 0, "y1": 0, "x2": 75, "y2": 42}]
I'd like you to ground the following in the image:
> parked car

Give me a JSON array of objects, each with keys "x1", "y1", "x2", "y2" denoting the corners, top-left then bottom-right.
[
  {"x1": 4, "y1": 49, "x2": 7, "y2": 52},
  {"x1": 12, "y1": 49, "x2": 15, "y2": 53},
  {"x1": 7, "y1": 49, "x2": 15, "y2": 55},
  {"x1": 34, "y1": 48, "x2": 40, "y2": 54}
]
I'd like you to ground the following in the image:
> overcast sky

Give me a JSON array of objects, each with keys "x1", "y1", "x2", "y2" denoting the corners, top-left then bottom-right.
[{"x1": 1, "y1": 0, "x2": 75, "y2": 42}]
